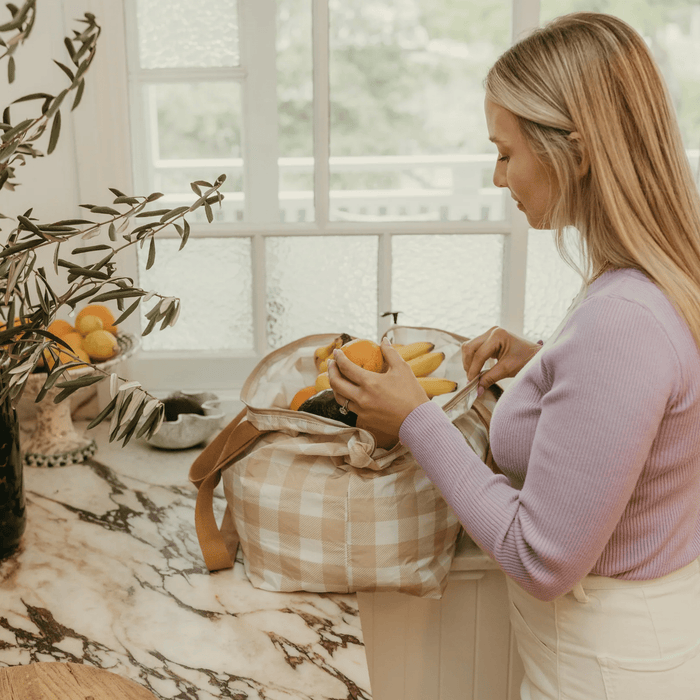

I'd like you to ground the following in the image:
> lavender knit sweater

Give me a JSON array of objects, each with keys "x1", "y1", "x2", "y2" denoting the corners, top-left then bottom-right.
[{"x1": 399, "y1": 268, "x2": 700, "y2": 601}]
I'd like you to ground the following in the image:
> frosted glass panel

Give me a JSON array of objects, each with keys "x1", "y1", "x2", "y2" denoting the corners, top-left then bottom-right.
[
  {"x1": 138, "y1": 238, "x2": 253, "y2": 351},
  {"x1": 147, "y1": 82, "x2": 243, "y2": 223},
  {"x1": 329, "y1": 0, "x2": 510, "y2": 222},
  {"x1": 524, "y1": 229, "x2": 584, "y2": 343},
  {"x1": 136, "y1": 0, "x2": 239, "y2": 69},
  {"x1": 392, "y1": 234, "x2": 503, "y2": 338},
  {"x1": 266, "y1": 236, "x2": 378, "y2": 348}
]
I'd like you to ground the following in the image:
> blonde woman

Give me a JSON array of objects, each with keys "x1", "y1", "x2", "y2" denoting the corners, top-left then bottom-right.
[{"x1": 328, "y1": 12, "x2": 700, "y2": 700}]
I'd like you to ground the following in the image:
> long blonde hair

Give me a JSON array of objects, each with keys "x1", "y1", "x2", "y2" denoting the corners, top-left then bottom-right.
[{"x1": 485, "y1": 12, "x2": 700, "y2": 349}]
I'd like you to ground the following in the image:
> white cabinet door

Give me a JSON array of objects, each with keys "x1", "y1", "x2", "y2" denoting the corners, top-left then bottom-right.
[{"x1": 357, "y1": 541, "x2": 525, "y2": 699}]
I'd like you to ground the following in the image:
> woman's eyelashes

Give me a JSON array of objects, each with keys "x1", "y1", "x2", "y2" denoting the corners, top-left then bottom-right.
[{"x1": 497, "y1": 154, "x2": 510, "y2": 163}]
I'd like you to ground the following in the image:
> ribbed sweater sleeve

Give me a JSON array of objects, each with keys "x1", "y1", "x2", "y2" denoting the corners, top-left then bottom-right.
[{"x1": 399, "y1": 292, "x2": 681, "y2": 601}]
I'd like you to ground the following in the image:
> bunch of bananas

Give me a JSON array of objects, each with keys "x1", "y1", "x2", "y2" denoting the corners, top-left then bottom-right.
[
  {"x1": 392, "y1": 341, "x2": 458, "y2": 398},
  {"x1": 289, "y1": 334, "x2": 457, "y2": 411}
]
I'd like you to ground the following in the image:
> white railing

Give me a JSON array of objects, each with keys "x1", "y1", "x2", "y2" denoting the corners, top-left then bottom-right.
[{"x1": 152, "y1": 150, "x2": 700, "y2": 225}]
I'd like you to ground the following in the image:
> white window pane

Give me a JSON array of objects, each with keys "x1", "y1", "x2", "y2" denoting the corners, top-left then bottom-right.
[
  {"x1": 138, "y1": 238, "x2": 253, "y2": 351},
  {"x1": 145, "y1": 82, "x2": 244, "y2": 223},
  {"x1": 328, "y1": 0, "x2": 510, "y2": 223},
  {"x1": 136, "y1": 0, "x2": 239, "y2": 69},
  {"x1": 266, "y1": 236, "x2": 378, "y2": 348},
  {"x1": 540, "y1": 2, "x2": 700, "y2": 161},
  {"x1": 277, "y1": 0, "x2": 314, "y2": 223},
  {"x1": 392, "y1": 234, "x2": 504, "y2": 338},
  {"x1": 524, "y1": 229, "x2": 583, "y2": 343}
]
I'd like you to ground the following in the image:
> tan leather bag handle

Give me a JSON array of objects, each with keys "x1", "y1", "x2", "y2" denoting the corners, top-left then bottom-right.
[{"x1": 189, "y1": 408, "x2": 269, "y2": 571}]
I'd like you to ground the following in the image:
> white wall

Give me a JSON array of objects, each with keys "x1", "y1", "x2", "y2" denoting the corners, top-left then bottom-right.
[
  {"x1": 10, "y1": 2, "x2": 140, "y2": 421},
  {"x1": 4, "y1": 7, "x2": 70, "y2": 219},
  {"x1": 4, "y1": 0, "x2": 138, "y2": 317},
  {"x1": 3, "y1": 1, "x2": 82, "y2": 266},
  {"x1": 5, "y1": 2, "x2": 130, "y2": 233}
]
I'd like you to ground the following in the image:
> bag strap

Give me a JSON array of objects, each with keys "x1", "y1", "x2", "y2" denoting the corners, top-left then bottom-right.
[{"x1": 189, "y1": 407, "x2": 268, "y2": 571}]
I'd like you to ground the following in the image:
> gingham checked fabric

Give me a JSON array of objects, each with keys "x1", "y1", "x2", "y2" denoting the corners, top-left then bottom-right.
[{"x1": 192, "y1": 327, "x2": 501, "y2": 599}]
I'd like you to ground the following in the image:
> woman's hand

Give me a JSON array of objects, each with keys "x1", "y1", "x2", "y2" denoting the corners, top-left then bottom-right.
[
  {"x1": 327, "y1": 338, "x2": 430, "y2": 439},
  {"x1": 462, "y1": 326, "x2": 542, "y2": 394}
]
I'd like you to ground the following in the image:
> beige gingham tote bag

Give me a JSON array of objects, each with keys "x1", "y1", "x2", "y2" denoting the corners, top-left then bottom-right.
[{"x1": 190, "y1": 326, "x2": 501, "y2": 599}]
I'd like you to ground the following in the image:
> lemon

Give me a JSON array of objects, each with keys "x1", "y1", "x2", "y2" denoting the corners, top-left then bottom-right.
[
  {"x1": 75, "y1": 346, "x2": 92, "y2": 364},
  {"x1": 76, "y1": 314, "x2": 104, "y2": 336},
  {"x1": 83, "y1": 330, "x2": 118, "y2": 361},
  {"x1": 76, "y1": 304, "x2": 117, "y2": 335},
  {"x1": 315, "y1": 372, "x2": 331, "y2": 392}
]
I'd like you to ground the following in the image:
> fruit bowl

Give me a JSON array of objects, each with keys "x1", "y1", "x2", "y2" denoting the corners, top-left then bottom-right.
[
  {"x1": 142, "y1": 392, "x2": 225, "y2": 450},
  {"x1": 20, "y1": 332, "x2": 140, "y2": 467}
]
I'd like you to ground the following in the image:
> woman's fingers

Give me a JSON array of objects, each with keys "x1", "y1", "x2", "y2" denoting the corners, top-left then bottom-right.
[
  {"x1": 328, "y1": 340, "x2": 421, "y2": 414},
  {"x1": 327, "y1": 351, "x2": 366, "y2": 407},
  {"x1": 462, "y1": 326, "x2": 500, "y2": 380},
  {"x1": 379, "y1": 337, "x2": 405, "y2": 369},
  {"x1": 330, "y1": 347, "x2": 364, "y2": 381},
  {"x1": 462, "y1": 326, "x2": 542, "y2": 389}
]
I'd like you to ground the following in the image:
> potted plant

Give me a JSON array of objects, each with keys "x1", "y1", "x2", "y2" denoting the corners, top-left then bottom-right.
[{"x1": 0, "y1": 2, "x2": 224, "y2": 557}]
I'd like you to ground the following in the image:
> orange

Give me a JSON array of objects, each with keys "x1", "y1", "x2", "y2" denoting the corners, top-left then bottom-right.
[
  {"x1": 340, "y1": 338, "x2": 386, "y2": 373},
  {"x1": 76, "y1": 314, "x2": 104, "y2": 336},
  {"x1": 0, "y1": 317, "x2": 21, "y2": 335},
  {"x1": 83, "y1": 329, "x2": 119, "y2": 361},
  {"x1": 290, "y1": 385, "x2": 317, "y2": 411},
  {"x1": 43, "y1": 346, "x2": 91, "y2": 371},
  {"x1": 40, "y1": 332, "x2": 83, "y2": 370},
  {"x1": 61, "y1": 332, "x2": 84, "y2": 352},
  {"x1": 0, "y1": 317, "x2": 20, "y2": 330},
  {"x1": 47, "y1": 319, "x2": 75, "y2": 338},
  {"x1": 1, "y1": 317, "x2": 28, "y2": 344},
  {"x1": 76, "y1": 304, "x2": 117, "y2": 335}
]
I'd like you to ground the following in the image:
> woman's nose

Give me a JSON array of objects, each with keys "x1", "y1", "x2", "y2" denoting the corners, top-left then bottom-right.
[{"x1": 493, "y1": 164, "x2": 507, "y2": 188}]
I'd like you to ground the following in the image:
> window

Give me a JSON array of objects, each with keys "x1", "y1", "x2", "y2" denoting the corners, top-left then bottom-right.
[{"x1": 119, "y1": 0, "x2": 700, "y2": 390}]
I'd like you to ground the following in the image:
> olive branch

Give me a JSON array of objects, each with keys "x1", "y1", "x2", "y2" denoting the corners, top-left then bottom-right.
[{"x1": 0, "y1": 2, "x2": 226, "y2": 446}]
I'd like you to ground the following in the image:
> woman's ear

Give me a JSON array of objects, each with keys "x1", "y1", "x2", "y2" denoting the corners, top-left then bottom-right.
[{"x1": 568, "y1": 131, "x2": 590, "y2": 178}]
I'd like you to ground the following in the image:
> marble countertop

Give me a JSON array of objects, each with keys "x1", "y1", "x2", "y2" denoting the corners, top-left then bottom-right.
[{"x1": 0, "y1": 420, "x2": 372, "y2": 700}]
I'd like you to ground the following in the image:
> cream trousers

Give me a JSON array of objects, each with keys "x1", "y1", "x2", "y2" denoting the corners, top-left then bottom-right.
[{"x1": 506, "y1": 557, "x2": 700, "y2": 700}]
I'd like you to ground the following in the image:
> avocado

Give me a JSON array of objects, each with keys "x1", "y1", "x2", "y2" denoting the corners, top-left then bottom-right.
[
  {"x1": 298, "y1": 389, "x2": 357, "y2": 426},
  {"x1": 162, "y1": 392, "x2": 205, "y2": 422}
]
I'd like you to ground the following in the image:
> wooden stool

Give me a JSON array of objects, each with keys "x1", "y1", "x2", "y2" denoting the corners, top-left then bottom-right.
[{"x1": 0, "y1": 662, "x2": 158, "y2": 699}]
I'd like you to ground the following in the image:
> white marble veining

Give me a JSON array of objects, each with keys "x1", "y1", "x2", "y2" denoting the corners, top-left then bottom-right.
[{"x1": 0, "y1": 421, "x2": 372, "y2": 699}]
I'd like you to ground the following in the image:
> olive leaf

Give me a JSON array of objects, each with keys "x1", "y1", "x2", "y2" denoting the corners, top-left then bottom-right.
[
  {"x1": 146, "y1": 236, "x2": 156, "y2": 269},
  {"x1": 54, "y1": 373, "x2": 104, "y2": 390},
  {"x1": 86, "y1": 393, "x2": 118, "y2": 430},
  {"x1": 46, "y1": 110, "x2": 60, "y2": 154}
]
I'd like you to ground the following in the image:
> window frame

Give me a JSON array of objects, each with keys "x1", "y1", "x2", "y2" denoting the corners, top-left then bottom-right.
[{"x1": 67, "y1": 0, "x2": 541, "y2": 392}]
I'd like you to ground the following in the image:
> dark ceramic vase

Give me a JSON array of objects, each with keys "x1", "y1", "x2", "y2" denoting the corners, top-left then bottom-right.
[{"x1": 0, "y1": 391, "x2": 26, "y2": 559}]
